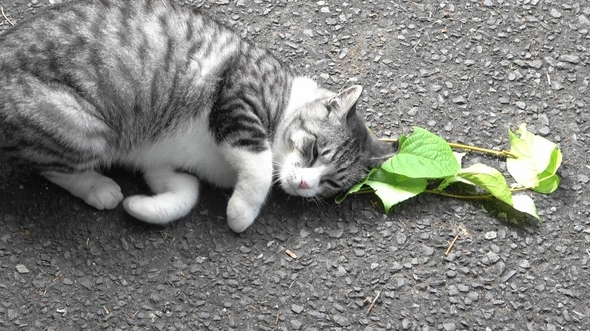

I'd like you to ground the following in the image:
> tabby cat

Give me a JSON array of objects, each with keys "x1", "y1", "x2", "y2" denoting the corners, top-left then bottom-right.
[{"x1": 0, "y1": 0, "x2": 394, "y2": 232}]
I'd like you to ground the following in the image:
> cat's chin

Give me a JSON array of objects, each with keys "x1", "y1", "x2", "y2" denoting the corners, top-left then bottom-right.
[{"x1": 279, "y1": 181, "x2": 320, "y2": 198}]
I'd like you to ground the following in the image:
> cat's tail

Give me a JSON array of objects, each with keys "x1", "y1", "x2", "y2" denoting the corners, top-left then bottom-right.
[{"x1": 123, "y1": 168, "x2": 200, "y2": 225}]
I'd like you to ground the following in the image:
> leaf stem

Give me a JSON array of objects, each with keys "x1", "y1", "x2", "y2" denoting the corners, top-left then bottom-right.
[
  {"x1": 448, "y1": 142, "x2": 518, "y2": 159},
  {"x1": 423, "y1": 189, "x2": 494, "y2": 200},
  {"x1": 424, "y1": 187, "x2": 530, "y2": 199},
  {"x1": 379, "y1": 138, "x2": 518, "y2": 159},
  {"x1": 351, "y1": 188, "x2": 378, "y2": 195}
]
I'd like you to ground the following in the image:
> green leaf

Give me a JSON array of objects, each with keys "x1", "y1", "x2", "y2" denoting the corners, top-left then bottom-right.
[
  {"x1": 437, "y1": 175, "x2": 470, "y2": 192},
  {"x1": 511, "y1": 194, "x2": 540, "y2": 221},
  {"x1": 382, "y1": 127, "x2": 460, "y2": 178},
  {"x1": 533, "y1": 173, "x2": 560, "y2": 194},
  {"x1": 335, "y1": 169, "x2": 427, "y2": 213},
  {"x1": 544, "y1": 146, "x2": 563, "y2": 174},
  {"x1": 364, "y1": 169, "x2": 427, "y2": 213},
  {"x1": 335, "y1": 169, "x2": 374, "y2": 204},
  {"x1": 397, "y1": 134, "x2": 407, "y2": 146},
  {"x1": 455, "y1": 163, "x2": 513, "y2": 205},
  {"x1": 532, "y1": 148, "x2": 562, "y2": 194},
  {"x1": 506, "y1": 124, "x2": 562, "y2": 191}
]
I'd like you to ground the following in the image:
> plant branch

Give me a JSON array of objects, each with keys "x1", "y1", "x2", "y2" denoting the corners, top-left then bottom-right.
[
  {"x1": 379, "y1": 138, "x2": 518, "y2": 159},
  {"x1": 348, "y1": 186, "x2": 530, "y2": 200},
  {"x1": 448, "y1": 142, "x2": 518, "y2": 159}
]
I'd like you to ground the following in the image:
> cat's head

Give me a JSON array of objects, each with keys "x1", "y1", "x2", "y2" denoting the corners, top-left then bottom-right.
[{"x1": 274, "y1": 85, "x2": 395, "y2": 198}]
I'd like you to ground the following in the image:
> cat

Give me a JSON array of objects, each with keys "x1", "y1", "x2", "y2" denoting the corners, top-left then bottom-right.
[{"x1": 0, "y1": 0, "x2": 394, "y2": 233}]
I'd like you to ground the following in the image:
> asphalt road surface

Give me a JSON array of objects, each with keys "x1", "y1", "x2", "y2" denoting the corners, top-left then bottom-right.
[{"x1": 1, "y1": 0, "x2": 589, "y2": 330}]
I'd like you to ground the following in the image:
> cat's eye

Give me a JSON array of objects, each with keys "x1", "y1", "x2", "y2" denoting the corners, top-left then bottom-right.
[{"x1": 309, "y1": 140, "x2": 319, "y2": 164}]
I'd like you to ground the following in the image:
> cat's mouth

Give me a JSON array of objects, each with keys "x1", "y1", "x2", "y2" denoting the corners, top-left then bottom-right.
[{"x1": 280, "y1": 178, "x2": 320, "y2": 198}]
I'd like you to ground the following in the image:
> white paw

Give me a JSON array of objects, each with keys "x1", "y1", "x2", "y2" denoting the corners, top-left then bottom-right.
[
  {"x1": 84, "y1": 177, "x2": 123, "y2": 210},
  {"x1": 123, "y1": 193, "x2": 192, "y2": 225},
  {"x1": 123, "y1": 195, "x2": 161, "y2": 224},
  {"x1": 227, "y1": 195, "x2": 260, "y2": 233}
]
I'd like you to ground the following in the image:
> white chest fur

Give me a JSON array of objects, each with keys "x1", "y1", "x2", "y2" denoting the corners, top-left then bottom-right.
[{"x1": 121, "y1": 116, "x2": 238, "y2": 188}]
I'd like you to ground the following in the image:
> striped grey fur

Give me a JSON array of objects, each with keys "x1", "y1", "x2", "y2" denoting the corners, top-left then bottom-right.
[{"x1": 0, "y1": 0, "x2": 394, "y2": 232}]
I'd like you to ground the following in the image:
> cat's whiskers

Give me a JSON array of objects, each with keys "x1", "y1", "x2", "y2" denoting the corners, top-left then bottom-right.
[
  {"x1": 271, "y1": 176, "x2": 283, "y2": 186},
  {"x1": 307, "y1": 195, "x2": 328, "y2": 209}
]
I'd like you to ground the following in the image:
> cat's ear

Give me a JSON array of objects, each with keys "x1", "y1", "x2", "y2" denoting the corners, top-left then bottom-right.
[
  {"x1": 365, "y1": 136, "x2": 397, "y2": 168},
  {"x1": 327, "y1": 85, "x2": 363, "y2": 121}
]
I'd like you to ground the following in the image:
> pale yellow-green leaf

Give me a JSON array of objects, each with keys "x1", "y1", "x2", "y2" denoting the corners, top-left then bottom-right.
[
  {"x1": 456, "y1": 163, "x2": 513, "y2": 205},
  {"x1": 511, "y1": 194, "x2": 541, "y2": 221},
  {"x1": 506, "y1": 123, "x2": 562, "y2": 191}
]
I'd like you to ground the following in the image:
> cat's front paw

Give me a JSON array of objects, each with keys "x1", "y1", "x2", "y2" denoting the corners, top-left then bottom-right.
[
  {"x1": 227, "y1": 196, "x2": 260, "y2": 233},
  {"x1": 85, "y1": 177, "x2": 124, "y2": 210}
]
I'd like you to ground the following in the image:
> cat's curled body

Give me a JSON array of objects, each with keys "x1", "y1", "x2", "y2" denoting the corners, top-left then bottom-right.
[{"x1": 0, "y1": 0, "x2": 394, "y2": 232}]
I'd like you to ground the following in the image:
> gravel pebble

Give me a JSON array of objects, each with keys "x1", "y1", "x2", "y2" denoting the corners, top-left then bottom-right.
[
  {"x1": 528, "y1": 60, "x2": 543, "y2": 68},
  {"x1": 396, "y1": 233, "x2": 407, "y2": 245},
  {"x1": 407, "y1": 107, "x2": 420, "y2": 116},
  {"x1": 550, "y1": 8, "x2": 562, "y2": 18},
  {"x1": 333, "y1": 314, "x2": 351, "y2": 327},
  {"x1": 443, "y1": 322, "x2": 456, "y2": 331},
  {"x1": 291, "y1": 304, "x2": 304, "y2": 314},
  {"x1": 421, "y1": 244, "x2": 434, "y2": 256},
  {"x1": 484, "y1": 231, "x2": 497, "y2": 240},
  {"x1": 15, "y1": 264, "x2": 29, "y2": 274},
  {"x1": 326, "y1": 228, "x2": 343, "y2": 238},
  {"x1": 538, "y1": 126, "x2": 550, "y2": 136},
  {"x1": 79, "y1": 278, "x2": 93, "y2": 290},
  {"x1": 452, "y1": 96, "x2": 466, "y2": 104},
  {"x1": 290, "y1": 320, "x2": 302, "y2": 329},
  {"x1": 558, "y1": 54, "x2": 580, "y2": 64}
]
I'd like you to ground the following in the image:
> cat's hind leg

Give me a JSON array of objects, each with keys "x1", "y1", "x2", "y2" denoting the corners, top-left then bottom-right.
[
  {"x1": 123, "y1": 167, "x2": 200, "y2": 225},
  {"x1": 43, "y1": 171, "x2": 124, "y2": 210}
]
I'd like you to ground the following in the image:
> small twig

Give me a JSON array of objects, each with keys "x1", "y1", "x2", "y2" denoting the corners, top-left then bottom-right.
[
  {"x1": 366, "y1": 290, "x2": 381, "y2": 315},
  {"x1": 412, "y1": 38, "x2": 421, "y2": 52},
  {"x1": 444, "y1": 235, "x2": 459, "y2": 256},
  {"x1": 285, "y1": 249, "x2": 297, "y2": 259},
  {"x1": 274, "y1": 312, "x2": 280, "y2": 325},
  {"x1": 1, "y1": 7, "x2": 14, "y2": 26}
]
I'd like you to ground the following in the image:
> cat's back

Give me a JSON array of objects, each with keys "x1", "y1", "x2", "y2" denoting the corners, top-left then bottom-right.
[
  {"x1": 0, "y1": 0, "x2": 220, "y2": 73},
  {"x1": 0, "y1": 0, "x2": 246, "y2": 141}
]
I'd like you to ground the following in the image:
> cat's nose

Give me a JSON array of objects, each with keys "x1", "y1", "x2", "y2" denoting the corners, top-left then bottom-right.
[{"x1": 298, "y1": 180, "x2": 310, "y2": 189}]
